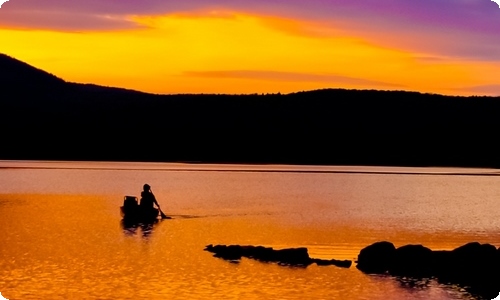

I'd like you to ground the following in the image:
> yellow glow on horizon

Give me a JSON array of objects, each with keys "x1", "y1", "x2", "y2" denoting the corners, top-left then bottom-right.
[{"x1": 1, "y1": 11, "x2": 499, "y2": 96}]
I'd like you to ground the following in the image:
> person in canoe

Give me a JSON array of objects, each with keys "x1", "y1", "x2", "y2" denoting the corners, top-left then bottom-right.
[
  {"x1": 139, "y1": 184, "x2": 159, "y2": 219},
  {"x1": 140, "y1": 184, "x2": 169, "y2": 220}
]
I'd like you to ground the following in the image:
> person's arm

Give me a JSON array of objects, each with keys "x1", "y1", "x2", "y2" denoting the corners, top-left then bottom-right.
[{"x1": 152, "y1": 194, "x2": 160, "y2": 208}]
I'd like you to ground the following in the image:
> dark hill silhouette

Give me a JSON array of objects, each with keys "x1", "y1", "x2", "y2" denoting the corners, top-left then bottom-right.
[
  {"x1": 1, "y1": 53, "x2": 500, "y2": 168},
  {"x1": 0, "y1": 53, "x2": 66, "y2": 91}
]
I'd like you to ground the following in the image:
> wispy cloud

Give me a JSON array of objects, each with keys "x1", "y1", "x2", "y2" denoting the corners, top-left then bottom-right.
[
  {"x1": 0, "y1": 10, "x2": 141, "y2": 31},
  {"x1": 454, "y1": 84, "x2": 500, "y2": 96},
  {"x1": 2, "y1": 0, "x2": 499, "y2": 35},
  {"x1": 1, "y1": 1, "x2": 499, "y2": 62},
  {"x1": 184, "y1": 70, "x2": 404, "y2": 88}
]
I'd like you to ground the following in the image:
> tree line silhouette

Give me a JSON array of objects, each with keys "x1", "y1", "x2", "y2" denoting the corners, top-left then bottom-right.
[{"x1": 1, "y1": 53, "x2": 500, "y2": 168}]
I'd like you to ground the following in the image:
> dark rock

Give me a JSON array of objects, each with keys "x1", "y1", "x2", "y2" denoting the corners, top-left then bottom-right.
[
  {"x1": 389, "y1": 244, "x2": 433, "y2": 277},
  {"x1": 246, "y1": 246, "x2": 277, "y2": 263},
  {"x1": 274, "y1": 248, "x2": 311, "y2": 266},
  {"x1": 204, "y1": 244, "x2": 243, "y2": 261},
  {"x1": 447, "y1": 242, "x2": 499, "y2": 293},
  {"x1": 356, "y1": 241, "x2": 500, "y2": 299},
  {"x1": 204, "y1": 244, "x2": 351, "y2": 268},
  {"x1": 356, "y1": 241, "x2": 396, "y2": 273},
  {"x1": 312, "y1": 258, "x2": 352, "y2": 268}
]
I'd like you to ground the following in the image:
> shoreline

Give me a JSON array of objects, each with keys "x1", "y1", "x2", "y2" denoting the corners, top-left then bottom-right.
[{"x1": 2, "y1": 160, "x2": 500, "y2": 176}]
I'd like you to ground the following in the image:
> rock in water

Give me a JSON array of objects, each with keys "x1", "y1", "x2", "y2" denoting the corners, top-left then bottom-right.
[
  {"x1": 204, "y1": 244, "x2": 351, "y2": 268},
  {"x1": 356, "y1": 241, "x2": 500, "y2": 299},
  {"x1": 356, "y1": 241, "x2": 395, "y2": 273}
]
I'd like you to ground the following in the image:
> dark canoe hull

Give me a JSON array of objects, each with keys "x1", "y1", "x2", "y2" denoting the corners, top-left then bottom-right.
[{"x1": 120, "y1": 206, "x2": 159, "y2": 225}]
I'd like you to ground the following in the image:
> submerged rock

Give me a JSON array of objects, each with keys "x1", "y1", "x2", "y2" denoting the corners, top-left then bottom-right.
[
  {"x1": 312, "y1": 258, "x2": 353, "y2": 268},
  {"x1": 204, "y1": 244, "x2": 352, "y2": 268}
]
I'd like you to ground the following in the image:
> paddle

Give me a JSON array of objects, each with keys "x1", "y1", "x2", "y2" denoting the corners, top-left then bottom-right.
[
  {"x1": 158, "y1": 206, "x2": 170, "y2": 219},
  {"x1": 151, "y1": 188, "x2": 170, "y2": 219}
]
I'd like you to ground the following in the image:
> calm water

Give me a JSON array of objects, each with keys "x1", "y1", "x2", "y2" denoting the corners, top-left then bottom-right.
[{"x1": 1, "y1": 161, "x2": 500, "y2": 299}]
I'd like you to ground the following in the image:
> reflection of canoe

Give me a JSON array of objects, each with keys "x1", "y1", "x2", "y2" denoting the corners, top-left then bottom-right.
[{"x1": 120, "y1": 196, "x2": 160, "y2": 224}]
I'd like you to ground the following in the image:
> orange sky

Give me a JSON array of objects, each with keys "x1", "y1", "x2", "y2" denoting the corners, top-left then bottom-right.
[{"x1": 1, "y1": 10, "x2": 500, "y2": 96}]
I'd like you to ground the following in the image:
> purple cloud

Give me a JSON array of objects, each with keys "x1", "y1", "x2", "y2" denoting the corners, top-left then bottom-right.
[
  {"x1": 1, "y1": 0, "x2": 499, "y2": 61},
  {"x1": 2, "y1": 0, "x2": 499, "y2": 33},
  {"x1": 0, "y1": 10, "x2": 141, "y2": 31}
]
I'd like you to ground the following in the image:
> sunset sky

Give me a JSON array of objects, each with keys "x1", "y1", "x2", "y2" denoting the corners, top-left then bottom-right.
[{"x1": 1, "y1": 0, "x2": 499, "y2": 95}]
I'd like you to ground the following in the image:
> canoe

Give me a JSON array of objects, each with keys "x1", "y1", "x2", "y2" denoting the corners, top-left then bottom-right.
[{"x1": 120, "y1": 195, "x2": 160, "y2": 224}]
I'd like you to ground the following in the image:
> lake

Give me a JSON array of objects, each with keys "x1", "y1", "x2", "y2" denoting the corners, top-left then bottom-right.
[{"x1": 1, "y1": 161, "x2": 499, "y2": 299}]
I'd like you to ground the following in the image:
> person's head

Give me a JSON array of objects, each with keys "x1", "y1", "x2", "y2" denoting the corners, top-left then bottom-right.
[{"x1": 143, "y1": 184, "x2": 151, "y2": 192}]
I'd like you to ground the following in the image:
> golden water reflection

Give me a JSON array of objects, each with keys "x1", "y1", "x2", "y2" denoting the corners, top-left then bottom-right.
[{"x1": 1, "y1": 163, "x2": 499, "y2": 299}]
